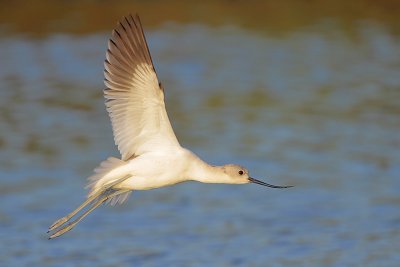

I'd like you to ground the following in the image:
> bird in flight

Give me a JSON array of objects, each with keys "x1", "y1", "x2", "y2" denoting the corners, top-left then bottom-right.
[{"x1": 48, "y1": 14, "x2": 292, "y2": 239}]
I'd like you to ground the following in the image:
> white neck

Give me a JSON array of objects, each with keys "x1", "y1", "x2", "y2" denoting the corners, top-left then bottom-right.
[{"x1": 186, "y1": 155, "x2": 229, "y2": 184}]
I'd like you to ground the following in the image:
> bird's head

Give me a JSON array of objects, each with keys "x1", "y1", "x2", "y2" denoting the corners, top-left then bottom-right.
[{"x1": 222, "y1": 164, "x2": 292, "y2": 188}]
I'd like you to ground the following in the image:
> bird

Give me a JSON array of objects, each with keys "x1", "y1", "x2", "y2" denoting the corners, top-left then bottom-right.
[{"x1": 47, "y1": 14, "x2": 292, "y2": 239}]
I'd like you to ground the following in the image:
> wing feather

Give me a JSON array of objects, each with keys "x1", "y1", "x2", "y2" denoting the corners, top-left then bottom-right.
[{"x1": 104, "y1": 14, "x2": 179, "y2": 160}]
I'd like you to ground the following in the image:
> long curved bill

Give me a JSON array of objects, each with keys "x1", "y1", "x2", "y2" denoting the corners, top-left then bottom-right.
[{"x1": 248, "y1": 177, "x2": 293, "y2": 189}]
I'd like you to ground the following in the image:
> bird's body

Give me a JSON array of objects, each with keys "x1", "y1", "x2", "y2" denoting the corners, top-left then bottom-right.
[
  {"x1": 98, "y1": 148, "x2": 196, "y2": 192},
  {"x1": 117, "y1": 148, "x2": 192, "y2": 190},
  {"x1": 90, "y1": 147, "x2": 247, "y2": 194},
  {"x1": 48, "y1": 14, "x2": 291, "y2": 239}
]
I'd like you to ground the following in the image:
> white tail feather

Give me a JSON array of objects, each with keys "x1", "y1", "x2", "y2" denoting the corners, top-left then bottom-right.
[{"x1": 86, "y1": 157, "x2": 132, "y2": 205}]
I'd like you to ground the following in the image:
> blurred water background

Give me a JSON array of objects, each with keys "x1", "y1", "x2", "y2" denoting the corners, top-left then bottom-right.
[{"x1": 1, "y1": 1, "x2": 400, "y2": 266}]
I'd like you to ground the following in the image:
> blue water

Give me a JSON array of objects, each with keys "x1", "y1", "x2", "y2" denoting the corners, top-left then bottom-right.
[{"x1": 1, "y1": 21, "x2": 400, "y2": 266}]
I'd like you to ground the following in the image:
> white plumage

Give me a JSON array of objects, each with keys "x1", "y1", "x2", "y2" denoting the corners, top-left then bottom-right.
[
  {"x1": 103, "y1": 15, "x2": 179, "y2": 160},
  {"x1": 48, "y1": 14, "x2": 291, "y2": 239}
]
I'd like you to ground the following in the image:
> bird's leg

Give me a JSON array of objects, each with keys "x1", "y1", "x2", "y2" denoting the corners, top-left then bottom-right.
[
  {"x1": 48, "y1": 190, "x2": 102, "y2": 232},
  {"x1": 49, "y1": 189, "x2": 130, "y2": 239},
  {"x1": 48, "y1": 175, "x2": 131, "y2": 232}
]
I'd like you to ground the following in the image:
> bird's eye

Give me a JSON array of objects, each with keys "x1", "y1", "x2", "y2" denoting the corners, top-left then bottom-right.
[{"x1": 238, "y1": 170, "x2": 244, "y2": 175}]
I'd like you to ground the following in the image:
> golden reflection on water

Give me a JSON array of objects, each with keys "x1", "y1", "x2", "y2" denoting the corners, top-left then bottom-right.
[{"x1": 1, "y1": 0, "x2": 400, "y2": 36}]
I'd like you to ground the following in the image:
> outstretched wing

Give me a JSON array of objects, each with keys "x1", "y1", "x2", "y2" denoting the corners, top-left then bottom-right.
[{"x1": 104, "y1": 14, "x2": 180, "y2": 160}]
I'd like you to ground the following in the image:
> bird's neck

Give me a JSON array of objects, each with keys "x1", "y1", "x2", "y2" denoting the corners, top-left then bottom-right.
[{"x1": 188, "y1": 156, "x2": 228, "y2": 184}]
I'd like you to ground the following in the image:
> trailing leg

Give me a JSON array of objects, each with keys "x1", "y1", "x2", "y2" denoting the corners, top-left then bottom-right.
[
  {"x1": 49, "y1": 189, "x2": 130, "y2": 239},
  {"x1": 48, "y1": 175, "x2": 131, "y2": 233}
]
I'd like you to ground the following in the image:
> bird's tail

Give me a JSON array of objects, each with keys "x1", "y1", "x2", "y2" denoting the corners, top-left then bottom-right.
[{"x1": 86, "y1": 157, "x2": 132, "y2": 205}]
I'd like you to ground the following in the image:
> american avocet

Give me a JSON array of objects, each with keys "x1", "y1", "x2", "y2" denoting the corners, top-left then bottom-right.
[{"x1": 48, "y1": 14, "x2": 292, "y2": 239}]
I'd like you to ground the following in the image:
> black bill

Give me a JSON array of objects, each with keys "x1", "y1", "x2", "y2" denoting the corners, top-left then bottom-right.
[{"x1": 248, "y1": 177, "x2": 293, "y2": 189}]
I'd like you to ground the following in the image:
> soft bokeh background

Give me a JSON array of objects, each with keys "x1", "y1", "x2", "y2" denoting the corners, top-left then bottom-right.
[{"x1": 1, "y1": 1, "x2": 400, "y2": 266}]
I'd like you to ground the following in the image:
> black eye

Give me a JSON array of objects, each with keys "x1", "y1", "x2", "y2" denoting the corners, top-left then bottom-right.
[{"x1": 238, "y1": 170, "x2": 244, "y2": 175}]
